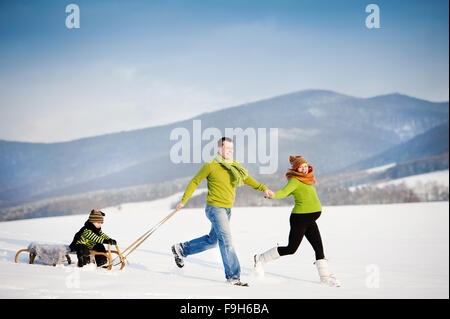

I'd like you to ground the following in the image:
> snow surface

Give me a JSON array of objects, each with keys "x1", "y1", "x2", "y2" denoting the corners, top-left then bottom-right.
[
  {"x1": 375, "y1": 169, "x2": 449, "y2": 188},
  {"x1": 349, "y1": 169, "x2": 449, "y2": 191},
  {"x1": 0, "y1": 193, "x2": 448, "y2": 299},
  {"x1": 364, "y1": 162, "x2": 396, "y2": 174}
]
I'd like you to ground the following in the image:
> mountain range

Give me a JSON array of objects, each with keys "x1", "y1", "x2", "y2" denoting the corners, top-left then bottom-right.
[{"x1": 0, "y1": 89, "x2": 448, "y2": 213}]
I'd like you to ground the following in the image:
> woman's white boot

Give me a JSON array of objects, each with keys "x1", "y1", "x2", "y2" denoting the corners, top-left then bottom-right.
[
  {"x1": 314, "y1": 259, "x2": 341, "y2": 287},
  {"x1": 254, "y1": 247, "x2": 280, "y2": 266},
  {"x1": 254, "y1": 247, "x2": 280, "y2": 275}
]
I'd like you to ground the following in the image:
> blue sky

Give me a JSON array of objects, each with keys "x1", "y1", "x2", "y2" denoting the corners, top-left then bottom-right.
[{"x1": 0, "y1": 0, "x2": 448, "y2": 142}]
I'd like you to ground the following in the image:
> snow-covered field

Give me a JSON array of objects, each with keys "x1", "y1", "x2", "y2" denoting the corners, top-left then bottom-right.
[
  {"x1": 349, "y1": 169, "x2": 449, "y2": 192},
  {"x1": 364, "y1": 162, "x2": 397, "y2": 174},
  {"x1": 0, "y1": 192, "x2": 448, "y2": 299},
  {"x1": 375, "y1": 169, "x2": 449, "y2": 188}
]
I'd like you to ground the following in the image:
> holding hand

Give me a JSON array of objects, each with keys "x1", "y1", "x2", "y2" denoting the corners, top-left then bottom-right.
[
  {"x1": 264, "y1": 189, "x2": 275, "y2": 199},
  {"x1": 176, "y1": 202, "x2": 185, "y2": 211}
]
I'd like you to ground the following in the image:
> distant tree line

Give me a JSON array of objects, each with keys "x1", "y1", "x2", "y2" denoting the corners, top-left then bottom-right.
[
  {"x1": 1, "y1": 169, "x2": 448, "y2": 222},
  {"x1": 179, "y1": 179, "x2": 448, "y2": 209}
]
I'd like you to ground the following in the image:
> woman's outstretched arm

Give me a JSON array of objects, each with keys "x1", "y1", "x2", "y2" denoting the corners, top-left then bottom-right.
[{"x1": 269, "y1": 178, "x2": 299, "y2": 199}]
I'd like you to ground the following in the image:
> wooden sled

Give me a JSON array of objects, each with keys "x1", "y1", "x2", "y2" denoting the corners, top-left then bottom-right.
[{"x1": 15, "y1": 243, "x2": 126, "y2": 270}]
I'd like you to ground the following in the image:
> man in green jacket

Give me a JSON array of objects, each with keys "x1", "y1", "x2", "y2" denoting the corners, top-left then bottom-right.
[{"x1": 171, "y1": 137, "x2": 273, "y2": 286}]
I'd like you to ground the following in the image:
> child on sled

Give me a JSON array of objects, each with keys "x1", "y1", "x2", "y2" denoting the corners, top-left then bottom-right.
[{"x1": 69, "y1": 209, "x2": 117, "y2": 268}]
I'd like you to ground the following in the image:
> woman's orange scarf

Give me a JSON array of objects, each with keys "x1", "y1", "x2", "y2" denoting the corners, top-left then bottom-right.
[{"x1": 285, "y1": 165, "x2": 316, "y2": 185}]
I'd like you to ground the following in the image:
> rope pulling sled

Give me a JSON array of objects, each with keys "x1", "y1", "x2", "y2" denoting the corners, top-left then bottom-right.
[
  {"x1": 111, "y1": 209, "x2": 178, "y2": 266},
  {"x1": 14, "y1": 209, "x2": 178, "y2": 270}
]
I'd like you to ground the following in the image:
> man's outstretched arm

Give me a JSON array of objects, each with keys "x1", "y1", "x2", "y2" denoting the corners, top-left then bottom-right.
[
  {"x1": 176, "y1": 163, "x2": 211, "y2": 210},
  {"x1": 243, "y1": 175, "x2": 274, "y2": 198}
]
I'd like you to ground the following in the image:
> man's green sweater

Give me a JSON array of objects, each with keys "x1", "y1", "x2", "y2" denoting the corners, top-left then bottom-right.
[
  {"x1": 181, "y1": 160, "x2": 267, "y2": 208},
  {"x1": 272, "y1": 178, "x2": 322, "y2": 214}
]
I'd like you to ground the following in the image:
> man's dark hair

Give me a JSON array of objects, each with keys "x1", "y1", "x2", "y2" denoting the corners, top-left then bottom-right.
[{"x1": 218, "y1": 137, "x2": 233, "y2": 147}]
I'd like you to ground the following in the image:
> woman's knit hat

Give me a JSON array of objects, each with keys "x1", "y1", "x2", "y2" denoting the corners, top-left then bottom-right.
[
  {"x1": 289, "y1": 155, "x2": 308, "y2": 170},
  {"x1": 89, "y1": 209, "x2": 105, "y2": 224}
]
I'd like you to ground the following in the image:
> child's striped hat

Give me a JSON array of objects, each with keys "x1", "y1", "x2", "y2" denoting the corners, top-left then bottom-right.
[{"x1": 88, "y1": 209, "x2": 105, "y2": 224}]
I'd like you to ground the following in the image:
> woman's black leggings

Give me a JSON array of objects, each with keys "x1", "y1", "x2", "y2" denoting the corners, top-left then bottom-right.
[{"x1": 277, "y1": 211, "x2": 325, "y2": 260}]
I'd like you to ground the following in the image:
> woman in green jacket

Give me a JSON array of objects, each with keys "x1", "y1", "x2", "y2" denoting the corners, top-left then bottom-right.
[{"x1": 254, "y1": 156, "x2": 340, "y2": 287}]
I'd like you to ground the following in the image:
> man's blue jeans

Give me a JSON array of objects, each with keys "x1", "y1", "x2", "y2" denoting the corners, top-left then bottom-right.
[{"x1": 180, "y1": 204, "x2": 241, "y2": 280}]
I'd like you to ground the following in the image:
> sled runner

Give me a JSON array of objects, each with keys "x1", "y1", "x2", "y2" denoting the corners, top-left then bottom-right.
[{"x1": 14, "y1": 242, "x2": 126, "y2": 270}]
